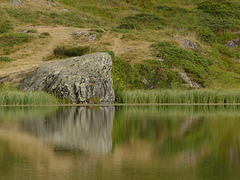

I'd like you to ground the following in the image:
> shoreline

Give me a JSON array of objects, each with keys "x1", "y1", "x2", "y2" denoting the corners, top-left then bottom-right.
[{"x1": 1, "y1": 103, "x2": 240, "y2": 107}]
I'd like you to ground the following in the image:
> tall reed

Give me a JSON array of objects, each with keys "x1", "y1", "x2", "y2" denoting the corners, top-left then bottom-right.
[
  {"x1": 0, "y1": 91, "x2": 59, "y2": 105},
  {"x1": 118, "y1": 90, "x2": 240, "y2": 104}
]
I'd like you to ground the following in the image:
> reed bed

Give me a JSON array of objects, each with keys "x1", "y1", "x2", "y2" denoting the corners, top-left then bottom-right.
[
  {"x1": 119, "y1": 90, "x2": 240, "y2": 104},
  {"x1": 0, "y1": 91, "x2": 59, "y2": 105}
]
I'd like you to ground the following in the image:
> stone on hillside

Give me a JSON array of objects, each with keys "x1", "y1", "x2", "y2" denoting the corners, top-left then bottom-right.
[
  {"x1": 180, "y1": 72, "x2": 201, "y2": 89},
  {"x1": 183, "y1": 39, "x2": 199, "y2": 51},
  {"x1": 72, "y1": 30, "x2": 98, "y2": 41},
  {"x1": 19, "y1": 52, "x2": 115, "y2": 103},
  {"x1": 10, "y1": 0, "x2": 23, "y2": 6},
  {"x1": 226, "y1": 38, "x2": 240, "y2": 49}
]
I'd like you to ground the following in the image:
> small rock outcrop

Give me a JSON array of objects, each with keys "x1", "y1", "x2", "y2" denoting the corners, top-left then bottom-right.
[
  {"x1": 19, "y1": 52, "x2": 115, "y2": 103},
  {"x1": 180, "y1": 73, "x2": 201, "y2": 89},
  {"x1": 10, "y1": 0, "x2": 23, "y2": 6},
  {"x1": 72, "y1": 29, "x2": 102, "y2": 41},
  {"x1": 183, "y1": 39, "x2": 199, "y2": 51},
  {"x1": 226, "y1": 38, "x2": 240, "y2": 49}
]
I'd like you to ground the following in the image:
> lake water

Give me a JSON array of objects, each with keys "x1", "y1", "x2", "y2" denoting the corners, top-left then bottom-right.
[{"x1": 0, "y1": 105, "x2": 240, "y2": 180}]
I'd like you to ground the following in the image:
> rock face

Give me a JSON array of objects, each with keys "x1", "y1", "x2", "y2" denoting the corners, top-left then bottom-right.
[
  {"x1": 226, "y1": 38, "x2": 240, "y2": 49},
  {"x1": 183, "y1": 39, "x2": 199, "y2": 51},
  {"x1": 19, "y1": 52, "x2": 115, "y2": 103},
  {"x1": 180, "y1": 72, "x2": 201, "y2": 89},
  {"x1": 10, "y1": 0, "x2": 23, "y2": 6}
]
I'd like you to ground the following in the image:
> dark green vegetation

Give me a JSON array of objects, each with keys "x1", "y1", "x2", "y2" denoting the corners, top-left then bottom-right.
[
  {"x1": 152, "y1": 42, "x2": 210, "y2": 86},
  {"x1": 53, "y1": 46, "x2": 91, "y2": 58},
  {"x1": 117, "y1": 13, "x2": 166, "y2": 31},
  {"x1": 111, "y1": 51, "x2": 182, "y2": 93}
]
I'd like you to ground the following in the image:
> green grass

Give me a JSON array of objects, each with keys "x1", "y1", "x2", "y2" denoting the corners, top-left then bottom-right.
[
  {"x1": 0, "y1": 87, "x2": 59, "y2": 105},
  {"x1": 117, "y1": 13, "x2": 166, "y2": 31},
  {"x1": 0, "y1": 57, "x2": 12, "y2": 62},
  {"x1": 116, "y1": 90, "x2": 240, "y2": 104},
  {"x1": 0, "y1": 33, "x2": 34, "y2": 47},
  {"x1": 5, "y1": 7, "x2": 95, "y2": 27}
]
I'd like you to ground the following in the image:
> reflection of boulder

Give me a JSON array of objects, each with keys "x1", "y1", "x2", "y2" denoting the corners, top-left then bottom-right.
[{"x1": 21, "y1": 106, "x2": 115, "y2": 154}]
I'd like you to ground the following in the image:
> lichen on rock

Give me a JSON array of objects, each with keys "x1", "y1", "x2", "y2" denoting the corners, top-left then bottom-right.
[{"x1": 19, "y1": 52, "x2": 115, "y2": 103}]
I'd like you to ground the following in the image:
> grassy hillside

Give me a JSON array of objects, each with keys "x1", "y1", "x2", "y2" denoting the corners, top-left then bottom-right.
[{"x1": 0, "y1": 0, "x2": 239, "y2": 94}]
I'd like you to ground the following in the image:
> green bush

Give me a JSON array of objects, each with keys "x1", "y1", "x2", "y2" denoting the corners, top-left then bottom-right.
[
  {"x1": 0, "y1": 33, "x2": 34, "y2": 47},
  {"x1": 117, "y1": 23, "x2": 136, "y2": 30},
  {"x1": 197, "y1": 1, "x2": 240, "y2": 33},
  {"x1": 132, "y1": 60, "x2": 182, "y2": 89},
  {"x1": 199, "y1": 13, "x2": 238, "y2": 33},
  {"x1": 154, "y1": 5, "x2": 189, "y2": 14},
  {"x1": 197, "y1": 27, "x2": 217, "y2": 44},
  {"x1": 53, "y1": 46, "x2": 90, "y2": 58},
  {"x1": 216, "y1": 44, "x2": 235, "y2": 58},
  {"x1": 152, "y1": 42, "x2": 210, "y2": 86},
  {"x1": 0, "y1": 21, "x2": 14, "y2": 34},
  {"x1": 39, "y1": 32, "x2": 50, "y2": 38},
  {"x1": 197, "y1": 1, "x2": 240, "y2": 18}
]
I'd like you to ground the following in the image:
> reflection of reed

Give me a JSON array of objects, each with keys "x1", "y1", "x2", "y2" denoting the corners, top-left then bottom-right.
[{"x1": 21, "y1": 106, "x2": 115, "y2": 154}]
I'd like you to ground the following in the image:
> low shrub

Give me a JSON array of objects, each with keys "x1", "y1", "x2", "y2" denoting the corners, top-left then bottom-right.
[
  {"x1": 119, "y1": 13, "x2": 166, "y2": 30},
  {"x1": 39, "y1": 32, "x2": 50, "y2": 38},
  {"x1": 53, "y1": 46, "x2": 90, "y2": 58},
  {"x1": 0, "y1": 21, "x2": 14, "y2": 34},
  {"x1": 197, "y1": 1, "x2": 240, "y2": 33},
  {"x1": 132, "y1": 60, "x2": 182, "y2": 89},
  {"x1": 152, "y1": 42, "x2": 210, "y2": 86},
  {"x1": 197, "y1": 27, "x2": 217, "y2": 44}
]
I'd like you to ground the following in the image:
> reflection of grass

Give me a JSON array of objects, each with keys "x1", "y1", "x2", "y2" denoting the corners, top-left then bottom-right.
[
  {"x1": 0, "y1": 106, "x2": 58, "y2": 121},
  {"x1": 113, "y1": 105, "x2": 240, "y2": 178},
  {"x1": 113, "y1": 105, "x2": 240, "y2": 144}
]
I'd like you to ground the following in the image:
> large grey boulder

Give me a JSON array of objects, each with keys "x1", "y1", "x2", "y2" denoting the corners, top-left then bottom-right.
[{"x1": 19, "y1": 52, "x2": 115, "y2": 103}]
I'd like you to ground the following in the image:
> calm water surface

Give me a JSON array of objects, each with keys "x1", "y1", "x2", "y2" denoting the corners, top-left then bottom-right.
[{"x1": 0, "y1": 105, "x2": 240, "y2": 180}]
